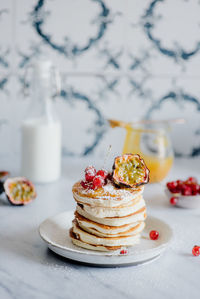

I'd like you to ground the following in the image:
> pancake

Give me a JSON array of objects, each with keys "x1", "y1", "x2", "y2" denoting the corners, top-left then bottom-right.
[
  {"x1": 76, "y1": 204, "x2": 147, "y2": 226},
  {"x1": 70, "y1": 176, "x2": 147, "y2": 252},
  {"x1": 75, "y1": 211, "x2": 143, "y2": 237},
  {"x1": 76, "y1": 217, "x2": 145, "y2": 238},
  {"x1": 71, "y1": 221, "x2": 142, "y2": 248},
  {"x1": 72, "y1": 180, "x2": 144, "y2": 207},
  {"x1": 70, "y1": 229, "x2": 124, "y2": 251},
  {"x1": 71, "y1": 238, "x2": 122, "y2": 251},
  {"x1": 78, "y1": 195, "x2": 145, "y2": 218}
]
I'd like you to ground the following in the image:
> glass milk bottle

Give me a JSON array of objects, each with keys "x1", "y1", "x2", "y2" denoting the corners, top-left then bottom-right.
[{"x1": 21, "y1": 59, "x2": 61, "y2": 183}]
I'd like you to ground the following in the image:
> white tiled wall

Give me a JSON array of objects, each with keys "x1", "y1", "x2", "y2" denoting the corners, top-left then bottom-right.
[{"x1": 0, "y1": 0, "x2": 200, "y2": 158}]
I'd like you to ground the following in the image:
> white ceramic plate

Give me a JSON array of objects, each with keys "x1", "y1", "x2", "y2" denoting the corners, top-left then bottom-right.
[
  {"x1": 165, "y1": 189, "x2": 200, "y2": 209},
  {"x1": 39, "y1": 211, "x2": 173, "y2": 267}
]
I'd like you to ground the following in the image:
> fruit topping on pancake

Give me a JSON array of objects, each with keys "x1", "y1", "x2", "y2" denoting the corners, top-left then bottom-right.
[
  {"x1": 81, "y1": 166, "x2": 109, "y2": 190},
  {"x1": 70, "y1": 153, "x2": 149, "y2": 251},
  {"x1": 112, "y1": 154, "x2": 149, "y2": 188}
]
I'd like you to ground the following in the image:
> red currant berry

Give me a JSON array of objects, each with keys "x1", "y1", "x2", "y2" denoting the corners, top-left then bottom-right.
[
  {"x1": 80, "y1": 180, "x2": 91, "y2": 189},
  {"x1": 187, "y1": 177, "x2": 197, "y2": 184},
  {"x1": 170, "y1": 197, "x2": 178, "y2": 205},
  {"x1": 85, "y1": 166, "x2": 96, "y2": 182},
  {"x1": 192, "y1": 245, "x2": 200, "y2": 256},
  {"x1": 176, "y1": 180, "x2": 183, "y2": 192},
  {"x1": 167, "y1": 181, "x2": 179, "y2": 193},
  {"x1": 191, "y1": 184, "x2": 200, "y2": 195},
  {"x1": 166, "y1": 181, "x2": 177, "y2": 191},
  {"x1": 120, "y1": 249, "x2": 128, "y2": 255},
  {"x1": 176, "y1": 180, "x2": 183, "y2": 185},
  {"x1": 149, "y1": 230, "x2": 159, "y2": 240},
  {"x1": 166, "y1": 182, "x2": 171, "y2": 190},
  {"x1": 181, "y1": 185, "x2": 192, "y2": 196},
  {"x1": 96, "y1": 169, "x2": 108, "y2": 179},
  {"x1": 92, "y1": 175, "x2": 105, "y2": 190}
]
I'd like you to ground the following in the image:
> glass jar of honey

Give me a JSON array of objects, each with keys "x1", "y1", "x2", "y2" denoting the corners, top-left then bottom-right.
[{"x1": 122, "y1": 123, "x2": 173, "y2": 183}]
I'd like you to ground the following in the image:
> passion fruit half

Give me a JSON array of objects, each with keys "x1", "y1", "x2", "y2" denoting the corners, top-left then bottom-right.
[
  {"x1": 0, "y1": 171, "x2": 10, "y2": 195},
  {"x1": 4, "y1": 177, "x2": 36, "y2": 206},
  {"x1": 0, "y1": 171, "x2": 10, "y2": 179},
  {"x1": 112, "y1": 154, "x2": 149, "y2": 188}
]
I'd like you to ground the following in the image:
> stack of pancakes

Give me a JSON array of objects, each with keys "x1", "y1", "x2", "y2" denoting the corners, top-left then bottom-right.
[{"x1": 70, "y1": 180, "x2": 146, "y2": 251}]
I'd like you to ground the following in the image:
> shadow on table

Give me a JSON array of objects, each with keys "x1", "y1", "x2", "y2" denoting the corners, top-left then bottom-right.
[
  {"x1": 0, "y1": 227, "x2": 100, "y2": 270},
  {"x1": 0, "y1": 227, "x2": 152, "y2": 270},
  {"x1": 0, "y1": 196, "x2": 10, "y2": 206}
]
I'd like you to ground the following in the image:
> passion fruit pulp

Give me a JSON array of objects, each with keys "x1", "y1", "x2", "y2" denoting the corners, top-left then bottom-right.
[
  {"x1": 112, "y1": 154, "x2": 149, "y2": 188},
  {"x1": 4, "y1": 177, "x2": 36, "y2": 205}
]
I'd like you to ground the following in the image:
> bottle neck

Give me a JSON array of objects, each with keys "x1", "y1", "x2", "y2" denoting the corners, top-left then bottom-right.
[
  {"x1": 30, "y1": 74, "x2": 58, "y2": 123},
  {"x1": 43, "y1": 96, "x2": 55, "y2": 123}
]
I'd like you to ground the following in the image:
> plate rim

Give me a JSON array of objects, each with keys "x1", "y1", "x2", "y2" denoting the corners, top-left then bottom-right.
[
  {"x1": 48, "y1": 243, "x2": 162, "y2": 266},
  {"x1": 39, "y1": 210, "x2": 173, "y2": 258}
]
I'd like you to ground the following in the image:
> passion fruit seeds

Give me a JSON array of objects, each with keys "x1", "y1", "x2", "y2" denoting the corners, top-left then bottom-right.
[
  {"x1": 80, "y1": 154, "x2": 149, "y2": 191},
  {"x1": 4, "y1": 177, "x2": 36, "y2": 206},
  {"x1": 112, "y1": 154, "x2": 149, "y2": 188}
]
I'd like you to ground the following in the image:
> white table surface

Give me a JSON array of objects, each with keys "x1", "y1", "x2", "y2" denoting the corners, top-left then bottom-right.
[{"x1": 0, "y1": 156, "x2": 200, "y2": 299}]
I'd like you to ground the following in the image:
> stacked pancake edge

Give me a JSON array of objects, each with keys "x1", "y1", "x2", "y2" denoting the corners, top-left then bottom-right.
[{"x1": 70, "y1": 180, "x2": 147, "y2": 252}]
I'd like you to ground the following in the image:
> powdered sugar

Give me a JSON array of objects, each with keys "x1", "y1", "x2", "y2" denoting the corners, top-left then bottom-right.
[
  {"x1": 85, "y1": 165, "x2": 96, "y2": 176},
  {"x1": 75, "y1": 179, "x2": 144, "y2": 201}
]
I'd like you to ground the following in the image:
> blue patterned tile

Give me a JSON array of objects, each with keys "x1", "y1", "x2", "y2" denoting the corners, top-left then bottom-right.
[{"x1": 0, "y1": 0, "x2": 200, "y2": 157}]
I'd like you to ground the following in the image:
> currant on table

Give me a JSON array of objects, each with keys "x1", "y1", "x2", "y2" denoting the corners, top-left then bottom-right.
[
  {"x1": 192, "y1": 246, "x2": 200, "y2": 257},
  {"x1": 170, "y1": 197, "x2": 178, "y2": 206},
  {"x1": 149, "y1": 230, "x2": 159, "y2": 240}
]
